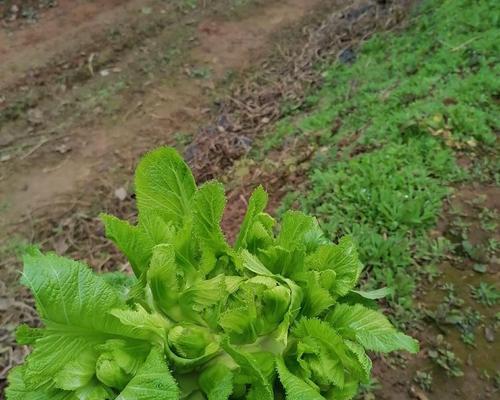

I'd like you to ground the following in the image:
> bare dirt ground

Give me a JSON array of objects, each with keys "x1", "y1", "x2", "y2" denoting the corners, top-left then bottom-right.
[{"x1": 0, "y1": 0, "x2": 323, "y2": 227}]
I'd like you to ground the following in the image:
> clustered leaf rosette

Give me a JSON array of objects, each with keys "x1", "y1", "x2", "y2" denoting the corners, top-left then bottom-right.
[{"x1": 7, "y1": 147, "x2": 419, "y2": 400}]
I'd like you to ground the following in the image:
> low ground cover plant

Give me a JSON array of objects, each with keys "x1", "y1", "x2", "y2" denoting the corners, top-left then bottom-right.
[
  {"x1": 7, "y1": 148, "x2": 417, "y2": 399},
  {"x1": 269, "y1": 0, "x2": 499, "y2": 321}
]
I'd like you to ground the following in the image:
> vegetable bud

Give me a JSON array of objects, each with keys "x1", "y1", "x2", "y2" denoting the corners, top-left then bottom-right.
[
  {"x1": 168, "y1": 324, "x2": 217, "y2": 359},
  {"x1": 96, "y1": 352, "x2": 131, "y2": 390}
]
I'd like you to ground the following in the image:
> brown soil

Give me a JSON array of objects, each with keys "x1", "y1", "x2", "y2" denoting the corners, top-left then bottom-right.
[{"x1": 0, "y1": 0, "x2": 323, "y2": 228}]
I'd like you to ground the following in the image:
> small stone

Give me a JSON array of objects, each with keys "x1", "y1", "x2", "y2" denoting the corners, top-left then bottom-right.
[
  {"x1": 484, "y1": 326, "x2": 495, "y2": 343},
  {"x1": 114, "y1": 187, "x2": 127, "y2": 201},
  {"x1": 55, "y1": 144, "x2": 71, "y2": 154},
  {"x1": 473, "y1": 264, "x2": 487, "y2": 273},
  {"x1": 466, "y1": 354, "x2": 473, "y2": 366},
  {"x1": 0, "y1": 297, "x2": 10, "y2": 311}
]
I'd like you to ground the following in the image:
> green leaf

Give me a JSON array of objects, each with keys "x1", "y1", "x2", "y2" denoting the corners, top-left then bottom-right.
[
  {"x1": 6, "y1": 367, "x2": 76, "y2": 400},
  {"x1": 274, "y1": 278, "x2": 303, "y2": 346},
  {"x1": 235, "y1": 186, "x2": 269, "y2": 249},
  {"x1": 221, "y1": 339, "x2": 273, "y2": 400},
  {"x1": 22, "y1": 251, "x2": 123, "y2": 330},
  {"x1": 328, "y1": 304, "x2": 419, "y2": 353},
  {"x1": 324, "y1": 380, "x2": 358, "y2": 400},
  {"x1": 74, "y1": 379, "x2": 112, "y2": 400},
  {"x1": 277, "y1": 211, "x2": 317, "y2": 250},
  {"x1": 179, "y1": 274, "x2": 226, "y2": 323},
  {"x1": 54, "y1": 348, "x2": 97, "y2": 390},
  {"x1": 97, "y1": 339, "x2": 150, "y2": 376},
  {"x1": 240, "y1": 249, "x2": 274, "y2": 276},
  {"x1": 344, "y1": 340, "x2": 371, "y2": 382},
  {"x1": 100, "y1": 214, "x2": 152, "y2": 277},
  {"x1": 258, "y1": 246, "x2": 306, "y2": 277},
  {"x1": 287, "y1": 317, "x2": 377, "y2": 393},
  {"x1": 230, "y1": 251, "x2": 302, "y2": 344},
  {"x1": 167, "y1": 325, "x2": 218, "y2": 360},
  {"x1": 165, "y1": 340, "x2": 220, "y2": 373},
  {"x1": 116, "y1": 347, "x2": 180, "y2": 400},
  {"x1": 138, "y1": 211, "x2": 173, "y2": 246},
  {"x1": 100, "y1": 272, "x2": 136, "y2": 296},
  {"x1": 262, "y1": 285, "x2": 291, "y2": 326},
  {"x1": 16, "y1": 325, "x2": 43, "y2": 345},
  {"x1": 147, "y1": 244, "x2": 182, "y2": 321},
  {"x1": 302, "y1": 221, "x2": 329, "y2": 253},
  {"x1": 351, "y1": 287, "x2": 393, "y2": 300},
  {"x1": 96, "y1": 340, "x2": 149, "y2": 390},
  {"x1": 199, "y1": 364, "x2": 234, "y2": 400},
  {"x1": 219, "y1": 298, "x2": 258, "y2": 344},
  {"x1": 170, "y1": 220, "x2": 199, "y2": 282},
  {"x1": 276, "y1": 357, "x2": 325, "y2": 400},
  {"x1": 110, "y1": 305, "x2": 169, "y2": 344},
  {"x1": 135, "y1": 147, "x2": 196, "y2": 227},
  {"x1": 23, "y1": 332, "x2": 101, "y2": 390},
  {"x1": 20, "y1": 251, "x2": 131, "y2": 389},
  {"x1": 101, "y1": 211, "x2": 174, "y2": 278},
  {"x1": 306, "y1": 236, "x2": 362, "y2": 297},
  {"x1": 193, "y1": 181, "x2": 229, "y2": 255},
  {"x1": 291, "y1": 319, "x2": 356, "y2": 389},
  {"x1": 300, "y1": 271, "x2": 335, "y2": 317}
]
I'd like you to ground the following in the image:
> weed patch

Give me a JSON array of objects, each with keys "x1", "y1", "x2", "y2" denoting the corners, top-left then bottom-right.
[{"x1": 267, "y1": 0, "x2": 499, "y2": 321}]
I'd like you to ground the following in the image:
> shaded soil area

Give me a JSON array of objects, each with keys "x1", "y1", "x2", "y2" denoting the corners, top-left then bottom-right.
[{"x1": 1, "y1": 0, "x2": 325, "y2": 227}]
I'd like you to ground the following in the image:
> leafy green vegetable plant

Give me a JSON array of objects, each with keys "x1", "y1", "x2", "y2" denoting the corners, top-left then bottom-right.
[
  {"x1": 7, "y1": 147, "x2": 418, "y2": 400},
  {"x1": 470, "y1": 282, "x2": 500, "y2": 307}
]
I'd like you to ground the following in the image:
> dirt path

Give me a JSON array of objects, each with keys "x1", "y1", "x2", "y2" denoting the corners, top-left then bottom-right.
[
  {"x1": 0, "y1": 0, "x2": 322, "y2": 229},
  {"x1": 0, "y1": 0, "x2": 140, "y2": 88}
]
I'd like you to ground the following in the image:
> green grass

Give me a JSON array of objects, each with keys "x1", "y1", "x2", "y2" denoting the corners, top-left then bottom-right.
[{"x1": 262, "y1": 0, "x2": 500, "y2": 324}]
